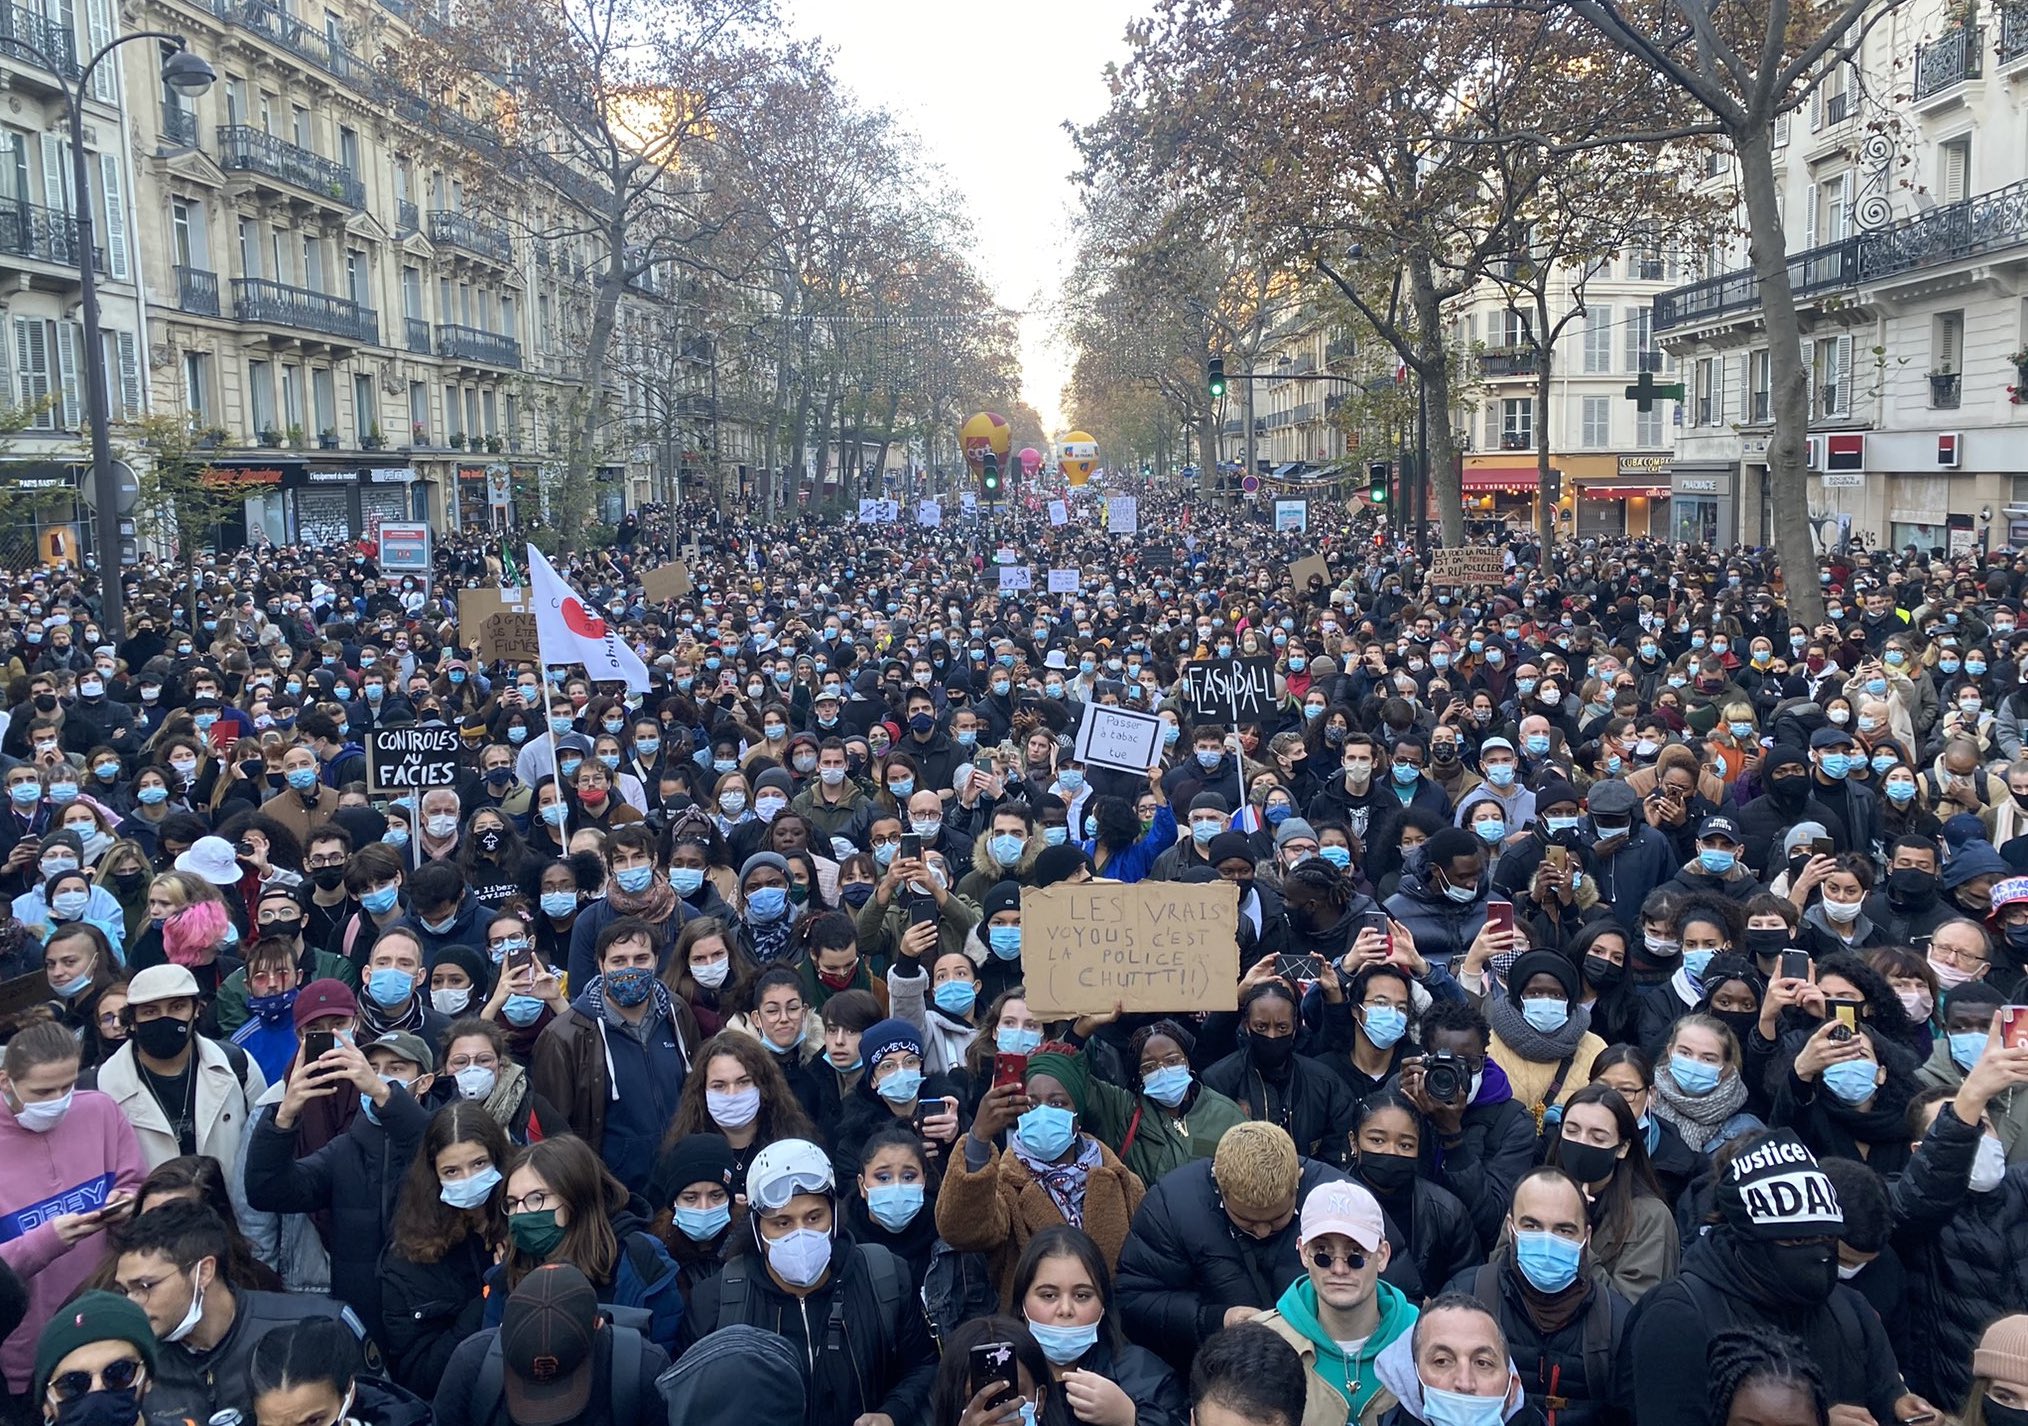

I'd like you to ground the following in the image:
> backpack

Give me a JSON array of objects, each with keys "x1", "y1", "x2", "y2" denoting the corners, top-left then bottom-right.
[
  {"x1": 717, "y1": 1241, "x2": 908, "y2": 1359},
  {"x1": 920, "y1": 1240, "x2": 998, "y2": 1346},
  {"x1": 217, "y1": 1038, "x2": 255, "y2": 1101},
  {"x1": 473, "y1": 1323, "x2": 642, "y2": 1425}
]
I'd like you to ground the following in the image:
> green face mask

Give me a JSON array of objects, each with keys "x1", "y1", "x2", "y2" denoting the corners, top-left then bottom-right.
[{"x1": 510, "y1": 1208, "x2": 566, "y2": 1258}]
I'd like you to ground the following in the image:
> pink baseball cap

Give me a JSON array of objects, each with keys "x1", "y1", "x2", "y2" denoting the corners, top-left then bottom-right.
[{"x1": 1300, "y1": 1181, "x2": 1385, "y2": 1252}]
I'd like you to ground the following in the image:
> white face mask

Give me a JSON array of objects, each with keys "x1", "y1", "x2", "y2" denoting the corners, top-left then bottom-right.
[
  {"x1": 166, "y1": 1261, "x2": 210, "y2": 1342},
  {"x1": 692, "y1": 959, "x2": 730, "y2": 990},
  {"x1": 1971, "y1": 1133, "x2": 2009, "y2": 1193},
  {"x1": 11, "y1": 1087, "x2": 72, "y2": 1133},
  {"x1": 453, "y1": 1065, "x2": 497, "y2": 1101},
  {"x1": 431, "y1": 987, "x2": 472, "y2": 1015}
]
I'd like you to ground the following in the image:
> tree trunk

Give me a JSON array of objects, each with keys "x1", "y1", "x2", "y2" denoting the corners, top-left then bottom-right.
[
  {"x1": 1737, "y1": 123, "x2": 1823, "y2": 625},
  {"x1": 1533, "y1": 290, "x2": 1556, "y2": 548},
  {"x1": 1408, "y1": 256, "x2": 1464, "y2": 546},
  {"x1": 557, "y1": 257, "x2": 625, "y2": 547}
]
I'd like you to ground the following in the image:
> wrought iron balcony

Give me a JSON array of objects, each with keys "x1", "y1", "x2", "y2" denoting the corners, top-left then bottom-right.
[
  {"x1": 428, "y1": 209, "x2": 511, "y2": 264},
  {"x1": 175, "y1": 265, "x2": 219, "y2": 316},
  {"x1": 435, "y1": 323, "x2": 521, "y2": 368},
  {"x1": 396, "y1": 199, "x2": 418, "y2": 235},
  {"x1": 2003, "y1": 2, "x2": 2028, "y2": 63},
  {"x1": 232, "y1": 277, "x2": 378, "y2": 343},
  {"x1": 230, "y1": 0, "x2": 369, "y2": 85},
  {"x1": 1915, "y1": 26, "x2": 1982, "y2": 98},
  {"x1": 1652, "y1": 236, "x2": 1860, "y2": 330},
  {"x1": 404, "y1": 316, "x2": 430, "y2": 354},
  {"x1": 0, "y1": 200, "x2": 100, "y2": 271},
  {"x1": 1859, "y1": 176, "x2": 2028, "y2": 281},
  {"x1": 161, "y1": 103, "x2": 198, "y2": 148},
  {"x1": 1479, "y1": 345, "x2": 1538, "y2": 378},
  {"x1": 0, "y1": 4, "x2": 81, "y2": 79},
  {"x1": 217, "y1": 126, "x2": 365, "y2": 207}
]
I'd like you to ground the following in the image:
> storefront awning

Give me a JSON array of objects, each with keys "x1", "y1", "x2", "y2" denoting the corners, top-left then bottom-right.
[{"x1": 1463, "y1": 466, "x2": 1542, "y2": 493}]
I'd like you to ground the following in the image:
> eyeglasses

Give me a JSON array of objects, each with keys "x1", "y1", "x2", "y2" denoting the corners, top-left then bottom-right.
[
  {"x1": 1139, "y1": 1053, "x2": 1189, "y2": 1074},
  {"x1": 1932, "y1": 941, "x2": 1990, "y2": 969},
  {"x1": 1307, "y1": 1247, "x2": 1369, "y2": 1272},
  {"x1": 757, "y1": 1001, "x2": 805, "y2": 1022},
  {"x1": 257, "y1": 914, "x2": 303, "y2": 929},
  {"x1": 503, "y1": 1188, "x2": 553, "y2": 1214},
  {"x1": 49, "y1": 1358, "x2": 142, "y2": 1402},
  {"x1": 305, "y1": 854, "x2": 346, "y2": 870}
]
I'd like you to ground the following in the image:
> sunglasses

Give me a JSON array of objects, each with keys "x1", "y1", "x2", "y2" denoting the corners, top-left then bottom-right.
[
  {"x1": 1308, "y1": 1247, "x2": 1369, "y2": 1272},
  {"x1": 50, "y1": 1358, "x2": 142, "y2": 1402}
]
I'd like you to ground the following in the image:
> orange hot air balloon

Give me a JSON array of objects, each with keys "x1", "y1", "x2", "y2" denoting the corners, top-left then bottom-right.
[
  {"x1": 961, "y1": 411, "x2": 1012, "y2": 467},
  {"x1": 1061, "y1": 433, "x2": 1098, "y2": 487}
]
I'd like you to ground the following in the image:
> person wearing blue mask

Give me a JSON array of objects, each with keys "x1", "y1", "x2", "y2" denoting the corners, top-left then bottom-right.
[
  {"x1": 1665, "y1": 815, "x2": 1763, "y2": 905},
  {"x1": 1458, "y1": 739, "x2": 1535, "y2": 836},
  {"x1": 1371, "y1": 1293, "x2": 1533, "y2": 1426},
  {"x1": 514, "y1": 692, "x2": 594, "y2": 793},
  {"x1": 530, "y1": 916, "x2": 700, "y2": 1196},
  {"x1": 839, "y1": 1124, "x2": 939, "y2": 1295},
  {"x1": 644, "y1": 1129, "x2": 743, "y2": 1307},
  {"x1": 1436, "y1": 1168, "x2": 1630, "y2": 1426},
  {"x1": 831, "y1": 1017, "x2": 963, "y2": 1185},
  {"x1": 885, "y1": 930, "x2": 984, "y2": 1078},
  {"x1": 1486, "y1": 950, "x2": 1605, "y2": 1136},
  {"x1": 1635, "y1": 908, "x2": 1736, "y2": 1057},
  {"x1": 566, "y1": 826, "x2": 687, "y2": 988},
  {"x1": 1646, "y1": 1016, "x2": 1765, "y2": 1158},
  {"x1": 1913, "y1": 979, "x2": 2028, "y2": 1164},
  {"x1": 355, "y1": 929, "x2": 453, "y2": 1045},
  {"x1": 1383, "y1": 826, "x2": 1492, "y2": 969}
]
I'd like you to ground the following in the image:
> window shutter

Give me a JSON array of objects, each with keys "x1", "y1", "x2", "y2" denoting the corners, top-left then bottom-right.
[
  {"x1": 1810, "y1": 86, "x2": 1824, "y2": 131},
  {"x1": 85, "y1": 0, "x2": 113, "y2": 101},
  {"x1": 1484, "y1": 402, "x2": 1499, "y2": 449},
  {"x1": 1944, "y1": 142, "x2": 1969, "y2": 204},
  {"x1": 54, "y1": 320, "x2": 78, "y2": 430},
  {"x1": 40, "y1": 134, "x2": 64, "y2": 213},
  {"x1": 97, "y1": 151, "x2": 126, "y2": 280},
  {"x1": 1773, "y1": 113, "x2": 1791, "y2": 148},
  {"x1": 116, "y1": 330, "x2": 139, "y2": 418},
  {"x1": 1624, "y1": 313, "x2": 1640, "y2": 374},
  {"x1": 1804, "y1": 186, "x2": 1818, "y2": 250},
  {"x1": 14, "y1": 318, "x2": 44, "y2": 419},
  {"x1": 1725, "y1": 355, "x2": 1745, "y2": 424}
]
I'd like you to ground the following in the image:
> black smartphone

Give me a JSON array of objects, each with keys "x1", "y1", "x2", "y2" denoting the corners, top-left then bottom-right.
[
  {"x1": 901, "y1": 832, "x2": 922, "y2": 862},
  {"x1": 908, "y1": 895, "x2": 939, "y2": 927},
  {"x1": 302, "y1": 1030, "x2": 335, "y2": 1064},
  {"x1": 1272, "y1": 953, "x2": 1320, "y2": 984},
  {"x1": 1810, "y1": 837, "x2": 1835, "y2": 859},
  {"x1": 969, "y1": 1341, "x2": 1020, "y2": 1403},
  {"x1": 506, "y1": 946, "x2": 536, "y2": 981},
  {"x1": 1779, "y1": 950, "x2": 1812, "y2": 982}
]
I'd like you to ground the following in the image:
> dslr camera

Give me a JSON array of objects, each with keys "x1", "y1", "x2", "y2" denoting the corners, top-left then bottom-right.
[{"x1": 1423, "y1": 1051, "x2": 1472, "y2": 1105}]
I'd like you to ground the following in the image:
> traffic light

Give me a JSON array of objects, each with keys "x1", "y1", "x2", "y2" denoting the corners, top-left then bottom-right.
[
  {"x1": 1208, "y1": 357, "x2": 1226, "y2": 400},
  {"x1": 1368, "y1": 461, "x2": 1389, "y2": 505},
  {"x1": 982, "y1": 452, "x2": 1000, "y2": 496}
]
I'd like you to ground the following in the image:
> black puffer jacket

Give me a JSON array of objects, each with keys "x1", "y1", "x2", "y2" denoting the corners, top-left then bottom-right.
[
  {"x1": 1203, "y1": 1042, "x2": 1358, "y2": 1167},
  {"x1": 1447, "y1": 1253, "x2": 1633, "y2": 1426},
  {"x1": 1623, "y1": 1232, "x2": 1906, "y2": 1426},
  {"x1": 1356, "y1": 1170, "x2": 1484, "y2": 1303},
  {"x1": 1389, "y1": 1074, "x2": 1541, "y2": 1248},
  {"x1": 1116, "y1": 1155, "x2": 1349, "y2": 1373},
  {"x1": 1044, "y1": 1339, "x2": 1189, "y2": 1426},
  {"x1": 1384, "y1": 865, "x2": 1490, "y2": 968},
  {"x1": 1888, "y1": 1098, "x2": 2028, "y2": 1404}
]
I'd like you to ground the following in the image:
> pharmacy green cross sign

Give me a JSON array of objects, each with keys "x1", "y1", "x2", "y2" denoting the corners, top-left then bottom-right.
[{"x1": 1624, "y1": 370, "x2": 1685, "y2": 412}]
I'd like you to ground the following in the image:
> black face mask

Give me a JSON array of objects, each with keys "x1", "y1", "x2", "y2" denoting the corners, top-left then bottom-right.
[
  {"x1": 1985, "y1": 1398, "x2": 2028, "y2": 1426},
  {"x1": 1710, "y1": 1008, "x2": 1760, "y2": 1046},
  {"x1": 1357, "y1": 1150, "x2": 1420, "y2": 1199},
  {"x1": 1582, "y1": 954, "x2": 1625, "y2": 991},
  {"x1": 1886, "y1": 867, "x2": 1937, "y2": 906},
  {"x1": 53, "y1": 1386, "x2": 143, "y2": 1426},
  {"x1": 131, "y1": 1014, "x2": 192, "y2": 1060},
  {"x1": 1248, "y1": 1031, "x2": 1298, "y2": 1071},
  {"x1": 1736, "y1": 1236, "x2": 1839, "y2": 1310},
  {"x1": 1557, "y1": 1138, "x2": 1621, "y2": 1187},
  {"x1": 311, "y1": 865, "x2": 347, "y2": 892},
  {"x1": 476, "y1": 828, "x2": 505, "y2": 856},
  {"x1": 110, "y1": 868, "x2": 147, "y2": 896},
  {"x1": 1767, "y1": 775, "x2": 1809, "y2": 807},
  {"x1": 1744, "y1": 927, "x2": 1791, "y2": 960}
]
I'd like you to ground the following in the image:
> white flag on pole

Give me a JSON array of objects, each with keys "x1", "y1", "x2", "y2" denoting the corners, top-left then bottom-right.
[{"x1": 525, "y1": 543, "x2": 650, "y2": 691}]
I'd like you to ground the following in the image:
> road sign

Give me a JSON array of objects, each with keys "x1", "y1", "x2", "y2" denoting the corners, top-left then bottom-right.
[{"x1": 79, "y1": 460, "x2": 139, "y2": 514}]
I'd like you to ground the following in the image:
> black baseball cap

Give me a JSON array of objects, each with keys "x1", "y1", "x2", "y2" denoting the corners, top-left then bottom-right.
[{"x1": 502, "y1": 1264, "x2": 597, "y2": 1426}]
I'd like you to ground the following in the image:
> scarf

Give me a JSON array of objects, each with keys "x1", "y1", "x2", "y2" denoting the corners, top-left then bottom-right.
[
  {"x1": 745, "y1": 907, "x2": 799, "y2": 964},
  {"x1": 605, "y1": 876, "x2": 678, "y2": 926},
  {"x1": 483, "y1": 1060, "x2": 529, "y2": 1128},
  {"x1": 1010, "y1": 1131, "x2": 1100, "y2": 1230},
  {"x1": 1484, "y1": 993, "x2": 1592, "y2": 1063},
  {"x1": 1649, "y1": 1060, "x2": 1751, "y2": 1150},
  {"x1": 1502, "y1": 1242, "x2": 1594, "y2": 1335}
]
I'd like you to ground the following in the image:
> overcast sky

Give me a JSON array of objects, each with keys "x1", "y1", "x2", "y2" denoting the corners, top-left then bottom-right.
[{"x1": 788, "y1": 0, "x2": 1146, "y2": 434}]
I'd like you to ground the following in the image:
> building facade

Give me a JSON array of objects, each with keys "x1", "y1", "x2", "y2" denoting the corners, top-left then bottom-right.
[
  {"x1": 1447, "y1": 256, "x2": 1682, "y2": 539},
  {"x1": 1655, "y1": 1, "x2": 2028, "y2": 554},
  {"x1": 0, "y1": 4, "x2": 151, "y2": 567}
]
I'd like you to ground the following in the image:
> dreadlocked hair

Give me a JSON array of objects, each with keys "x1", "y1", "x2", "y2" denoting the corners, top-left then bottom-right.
[
  {"x1": 1284, "y1": 857, "x2": 1353, "y2": 910},
  {"x1": 1705, "y1": 1328, "x2": 1828, "y2": 1426}
]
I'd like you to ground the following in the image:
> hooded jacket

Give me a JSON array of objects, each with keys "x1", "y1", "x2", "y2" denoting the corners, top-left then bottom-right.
[
  {"x1": 1623, "y1": 1232, "x2": 1905, "y2": 1426},
  {"x1": 1257, "y1": 1275, "x2": 1417, "y2": 1426},
  {"x1": 1390, "y1": 1060, "x2": 1541, "y2": 1248},
  {"x1": 656, "y1": 1323, "x2": 808, "y2": 1426},
  {"x1": 933, "y1": 1134, "x2": 1143, "y2": 1308},
  {"x1": 1384, "y1": 861, "x2": 1491, "y2": 969},
  {"x1": 1373, "y1": 1328, "x2": 1542, "y2": 1426},
  {"x1": 1446, "y1": 1251, "x2": 1632, "y2": 1426},
  {"x1": 1203, "y1": 1035, "x2": 1359, "y2": 1167}
]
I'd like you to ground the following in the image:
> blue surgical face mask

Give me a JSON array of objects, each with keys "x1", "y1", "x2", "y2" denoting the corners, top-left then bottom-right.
[
  {"x1": 1142, "y1": 1064, "x2": 1192, "y2": 1107},
  {"x1": 1056, "y1": 770, "x2": 1084, "y2": 793},
  {"x1": 1513, "y1": 1228, "x2": 1584, "y2": 1293},
  {"x1": 540, "y1": 890, "x2": 578, "y2": 918},
  {"x1": 865, "y1": 1182, "x2": 925, "y2": 1231},
  {"x1": 876, "y1": 1066, "x2": 924, "y2": 1103},
  {"x1": 1521, "y1": 998, "x2": 1569, "y2": 1033},
  {"x1": 361, "y1": 884, "x2": 400, "y2": 916},
  {"x1": 1016, "y1": 1103, "x2": 1077, "y2": 1159},
  {"x1": 1951, "y1": 1030, "x2": 1988, "y2": 1071},
  {"x1": 932, "y1": 980, "x2": 978, "y2": 1016},
  {"x1": 1485, "y1": 764, "x2": 1516, "y2": 788},
  {"x1": 613, "y1": 864, "x2": 655, "y2": 894},
  {"x1": 669, "y1": 866, "x2": 705, "y2": 896},
  {"x1": 1669, "y1": 1053, "x2": 1721, "y2": 1096},
  {"x1": 367, "y1": 966, "x2": 416, "y2": 1008},
  {"x1": 1361, "y1": 1004, "x2": 1408, "y2": 1049},
  {"x1": 1320, "y1": 845, "x2": 1352, "y2": 869},
  {"x1": 674, "y1": 1202, "x2": 732, "y2": 1242},
  {"x1": 997, "y1": 1025, "x2": 1042, "y2": 1055},
  {"x1": 1698, "y1": 847, "x2": 1737, "y2": 875},
  {"x1": 1682, "y1": 947, "x2": 1717, "y2": 983},
  {"x1": 1191, "y1": 819, "x2": 1221, "y2": 846},
  {"x1": 1392, "y1": 763, "x2": 1419, "y2": 786},
  {"x1": 987, "y1": 925, "x2": 1023, "y2": 961},
  {"x1": 503, "y1": 994, "x2": 546, "y2": 1026},
  {"x1": 1025, "y1": 1315, "x2": 1099, "y2": 1367},
  {"x1": 1821, "y1": 1059, "x2": 1880, "y2": 1104},
  {"x1": 439, "y1": 1165, "x2": 503, "y2": 1210},
  {"x1": 746, "y1": 886, "x2": 789, "y2": 923},
  {"x1": 1042, "y1": 826, "x2": 1068, "y2": 847}
]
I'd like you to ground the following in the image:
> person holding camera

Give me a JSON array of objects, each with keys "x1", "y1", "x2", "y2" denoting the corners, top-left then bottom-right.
[{"x1": 1397, "y1": 1000, "x2": 1540, "y2": 1247}]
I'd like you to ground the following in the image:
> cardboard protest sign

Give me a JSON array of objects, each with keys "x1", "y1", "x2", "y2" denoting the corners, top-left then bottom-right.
[
  {"x1": 641, "y1": 562, "x2": 692, "y2": 602},
  {"x1": 1429, "y1": 547, "x2": 1505, "y2": 584},
  {"x1": 367, "y1": 725, "x2": 463, "y2": 795},
  {"x1": 1289, "y1": 554, "x2": 1331, "y2": 595},
  {"x1": 1048, "y1": 501, "x2": 1069, "y2": 526},
  {"x1": 1047, "y1": 569, "x2": 1080, "y2": 594},
  {"x1": 459, "y1": 588, "x2": 542, "y2": 664},
  {"x1": 1072, "y1": 702, "x2": 1164, "y2": 774},
  {"x1": 1023, "y1": 881, "x2": 1240, "y2": 1016},
  {"x1": 998, "y1": 565, "x2": 1032, "y2": 592},
  {"x1": 1183, "y1": 658, "x2": 1278, "y2": 722},
  {"x1": 917, "y1": 500, "x2": 942, "y2": 527},
  {"x1": 1106, "y1": 496, "x2": 1139, "y2": 535}
]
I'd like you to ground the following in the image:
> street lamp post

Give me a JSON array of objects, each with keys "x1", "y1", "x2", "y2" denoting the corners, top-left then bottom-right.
[{"x1": 10, "y1": 32, "x2": 214, "y2": 641}]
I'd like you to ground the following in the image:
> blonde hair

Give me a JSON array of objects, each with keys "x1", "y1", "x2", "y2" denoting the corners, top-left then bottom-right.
[{"x1": 1211, "y1": 1122, "x2": 1300, "y2": 1211}]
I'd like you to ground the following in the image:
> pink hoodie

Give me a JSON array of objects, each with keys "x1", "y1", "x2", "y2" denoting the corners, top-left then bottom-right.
[{"x1": 0, "y1": 1088, "x2": 147, "y2": 1392}]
